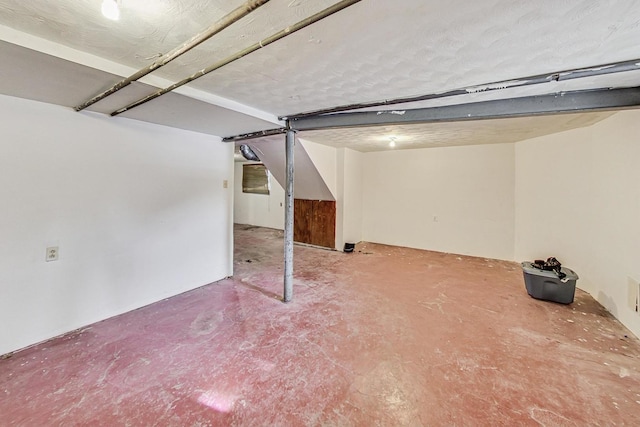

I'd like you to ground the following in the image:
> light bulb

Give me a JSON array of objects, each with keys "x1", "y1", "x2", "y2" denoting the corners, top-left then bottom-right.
[
  {"x1": 102, "y1": 0, "x2": 120, "y2": 20},
  {"x1": 389, "y1": 137, "x2": 397, "y2": 148}
]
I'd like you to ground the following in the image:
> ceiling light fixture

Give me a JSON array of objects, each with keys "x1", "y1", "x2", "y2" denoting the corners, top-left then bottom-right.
[
  {"x1": 388, "y1": 137, "x2": 397, "y2": 148},
  {"x1": 101, "y1": 0, "x2": 120, "y2": 21}
]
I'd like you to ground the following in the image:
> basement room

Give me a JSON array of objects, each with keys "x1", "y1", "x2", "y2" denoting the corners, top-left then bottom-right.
[{"x1": 1, "y1": 0, "x2": 639, "y2": 425}]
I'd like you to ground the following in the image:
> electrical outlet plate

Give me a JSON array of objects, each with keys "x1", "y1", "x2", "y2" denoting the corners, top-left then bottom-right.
[
  {"x1": 628, "y1": 277, "x2": 640, "y2": 313},
  {"x1": 46, "y1": 246, "x2": 59, "y2": 262}
]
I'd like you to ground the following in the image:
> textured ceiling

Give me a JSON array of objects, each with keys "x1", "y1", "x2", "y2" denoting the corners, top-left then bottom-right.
[
  {"x1": 298, "y1": 112, "x2": 614, "y2": 152},
  {"x1": 0, "y1": 0, "x2": 639, "y2": 145},
  {"x1": 198, "y1": 0, "x2": 640, "y2": 117},
  {"x1": 0, "y1": 0, "x2": 341, "y2": 116},
  {"x1": 1, "y1": 0, "x2": 640, "y2": 115},
  {"x1": 0, "y1": 0, "x2": 323, "y2": 69}
]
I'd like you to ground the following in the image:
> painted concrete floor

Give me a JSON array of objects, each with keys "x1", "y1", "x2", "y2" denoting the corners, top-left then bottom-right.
[{"x1": 2, "y1": 225, "x2": 640, "y2": 426}]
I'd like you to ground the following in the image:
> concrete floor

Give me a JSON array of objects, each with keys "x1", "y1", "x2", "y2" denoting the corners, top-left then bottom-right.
[{"x1": 2, "y1": 224, "x2": 640, "y2": 426}]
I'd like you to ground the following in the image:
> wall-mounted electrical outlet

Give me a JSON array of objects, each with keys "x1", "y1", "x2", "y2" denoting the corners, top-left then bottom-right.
[
  {"x1": 223, "y1": 180, "x2": 228, "y2": 189},
  {"x1": 628, "y1": 277, "x2": 639, "y2": 313},
  {"x1": 46, "y1": 246, "x2": 59, "y2": 262}
]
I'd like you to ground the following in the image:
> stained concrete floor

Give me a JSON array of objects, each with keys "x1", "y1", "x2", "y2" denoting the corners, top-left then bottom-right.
[{"x1": 2, "y1": 224, "x2": 640, "y2": 426}]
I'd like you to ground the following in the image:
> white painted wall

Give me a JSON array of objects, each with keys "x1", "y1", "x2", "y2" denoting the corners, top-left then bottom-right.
[
  {"x1": 0, "y1": 94, "x2": 233, "y2": 355},
  {"x1": 362, "y1": 144, "x2": 515, "y2": 260},
  {"x1": 515, "y1": 111, "x2": 640, "y2": 338},
  {"x1": 299, "y1": 138, "x2": 337, "y2": 199},
  {"x1": 342, "y1": 149, "x2": 364, "y2": 245},
  {"x1": 233, "y1": 162, "x2": 285, "y2": 230},
  {"x1": 336, "y1": 148, "x2": 364, "y2": 251}
]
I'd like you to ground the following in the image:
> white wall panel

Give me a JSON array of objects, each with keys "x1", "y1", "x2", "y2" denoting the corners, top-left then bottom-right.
[
  {"x1": 0, "y1": 95, "x2": 233, "y2": 355},
  {"x1": 233, "y1": 162, "x2": 285, "y2": 230},
  {"x1": 515, "y1": 111, "x2": 640, "y2": 338},
  {"x1": 362, "y1": 144, "x2": 515, "y2": 260}
]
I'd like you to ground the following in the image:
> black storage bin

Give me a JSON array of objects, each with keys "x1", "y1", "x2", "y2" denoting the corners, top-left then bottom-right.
[{"x1": 521, "y1": 262, "x2": 579, "y2": 304}]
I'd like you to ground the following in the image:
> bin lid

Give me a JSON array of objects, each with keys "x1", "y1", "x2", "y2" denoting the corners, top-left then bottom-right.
[{"x1": 521, "y1": 262, "x2": 579, "y2": 281}]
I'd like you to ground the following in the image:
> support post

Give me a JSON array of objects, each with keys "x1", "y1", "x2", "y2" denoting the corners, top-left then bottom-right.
[{"x1": 283, "y1": 129, "x2": 295, "y2": 302}]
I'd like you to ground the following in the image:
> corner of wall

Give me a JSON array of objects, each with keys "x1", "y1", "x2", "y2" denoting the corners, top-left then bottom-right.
[
  {"x1": 0, "y1": 95, "x2": 234, "y2": 354},
  {"x1": 335, "y1": 148, "x2": 346, "y2": 251},
  {"x1": 226, "y1": 142, "x2": 235, "y2": 277},
  {"x1": 513, "y1": 111, "x2": 640, "y2": 338}
]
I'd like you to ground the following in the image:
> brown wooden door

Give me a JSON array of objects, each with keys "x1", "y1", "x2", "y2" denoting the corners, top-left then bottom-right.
[
  {"x1": 294, "y1": 199, "x2": 313, "y2": 244},
  {"x1": 310, "y1": 200, "x2": 336, "y2": 248},
  {"x1": 294, "y1": 199, "x2": 335, "y2": 249}
]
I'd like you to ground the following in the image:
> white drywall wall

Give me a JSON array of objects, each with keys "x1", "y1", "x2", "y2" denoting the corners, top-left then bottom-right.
[
  {"x1": 343, "y1": 149, "x2": 364, "y2": 246},
  {"x1": 298, "y1": 138, "x2": 337, "y2": 199},
  {"x1": 0, "y1": 94, "x2": 233, "y2": 355},
  {"x1": 362, "y1": 144, "x2": 515, "y2": 260},
  {"x1": 233, "y1": 162, "x2": 285, "y2": 230},
  {"x1": 515, "y1": 111, "x2": 640, "y2": 338},
  {"x1": 336, "y1": 148, "x2": 364, "y2": 251}
]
